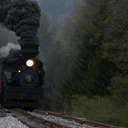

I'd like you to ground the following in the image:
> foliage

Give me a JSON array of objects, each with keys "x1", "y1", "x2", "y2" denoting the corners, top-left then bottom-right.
[
  {"x1": 72, "y1": 96, "x2": 125, "y2": 126},
  {"x1": 121, "y1": 105, "x2": 128, "y2": 127},
  {"x1": 41, "y1": 0, "x2": 128, "y2": 126}
]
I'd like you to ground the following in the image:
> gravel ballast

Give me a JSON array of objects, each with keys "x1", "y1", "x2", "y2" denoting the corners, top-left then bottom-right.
[{"x1": 0, "y1": 115, "x2": 29, "y2": 128}]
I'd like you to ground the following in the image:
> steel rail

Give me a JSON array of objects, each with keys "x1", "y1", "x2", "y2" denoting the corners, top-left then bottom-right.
[{"x1": 34, "y1": 110, "x2": 120, "y2": 128}]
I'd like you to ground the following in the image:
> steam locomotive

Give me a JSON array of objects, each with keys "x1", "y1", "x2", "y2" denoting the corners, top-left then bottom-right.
[
  {"x1": 0, "y1": 49, "x2": 45, "y2": 109},
  {"x1": 0, "y1": 0, "x2": 44, "y2": 109}
]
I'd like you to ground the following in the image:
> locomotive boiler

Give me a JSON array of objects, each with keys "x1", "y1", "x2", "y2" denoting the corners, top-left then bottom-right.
[{"x1": 0, "y1": 49, "x2": 45, "y2": 109}]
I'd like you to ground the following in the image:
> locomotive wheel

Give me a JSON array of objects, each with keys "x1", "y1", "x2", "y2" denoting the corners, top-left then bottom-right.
[
  {"x1": 0, "y1": 92, "x2": 3, "y2": 106},
  {"x1": 1, "y1": 78, "x2": 12, "y2": 108},
  {"x1": 0, "y1": 90, "x2": 7, "y2": 108},
  {"x1": 1, "y1": 89, "x2": 9, "y2": 108}
]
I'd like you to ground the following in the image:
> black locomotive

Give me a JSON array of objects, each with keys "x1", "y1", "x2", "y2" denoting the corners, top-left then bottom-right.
[
  {"x1": 0, "y1": 50, "x2": 45, "y2": 109},
  {"x1": 0, "y1": 0, "x2": 44, "y2": 109}
]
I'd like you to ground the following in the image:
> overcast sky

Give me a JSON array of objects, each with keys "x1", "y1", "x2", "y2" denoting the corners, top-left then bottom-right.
[{"x1": 39, "y1": 0, "x2": 74, "y2": 22}]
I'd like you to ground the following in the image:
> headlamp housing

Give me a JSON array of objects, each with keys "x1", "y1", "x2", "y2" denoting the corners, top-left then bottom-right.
[{"x1": 26, "y1": 59, "x2": 34, "y2": 67}]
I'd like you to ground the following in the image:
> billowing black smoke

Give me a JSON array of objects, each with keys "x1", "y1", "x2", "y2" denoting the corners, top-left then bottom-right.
[{"x1": 0, "y1": 0, "x2": 41, "y2": 57}]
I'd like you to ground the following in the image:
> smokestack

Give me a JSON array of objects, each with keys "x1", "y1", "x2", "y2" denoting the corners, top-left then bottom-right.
[{"x1": 0, "y1": 0, "x2": 41, "y2": 57}]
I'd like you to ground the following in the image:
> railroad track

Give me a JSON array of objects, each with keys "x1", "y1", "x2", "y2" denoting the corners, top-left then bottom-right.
[
  {"x1": 6, "y1": 109, "x2": 120, "y2": 128},
  {"x1": 8, "y1": 109, "x2": 70, "y2": 128},
  {"x1": 34, "y1": 110, "x2": 120, "y2": 128}
]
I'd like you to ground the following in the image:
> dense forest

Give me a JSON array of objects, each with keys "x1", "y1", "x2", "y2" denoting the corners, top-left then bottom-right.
[{"x1": 39, "y1": 0, "x2": 128, "y2": 127}]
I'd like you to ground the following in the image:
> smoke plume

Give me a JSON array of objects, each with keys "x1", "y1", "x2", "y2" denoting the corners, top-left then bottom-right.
[
  {"x1": 0, "y1": 0, "x2": 41, "y2": 57},
  {"x1": 0, "y1": 42, "x2": 21, "y2": 58}
]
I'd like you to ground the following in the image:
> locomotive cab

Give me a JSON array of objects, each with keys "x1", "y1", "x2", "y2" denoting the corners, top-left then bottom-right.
[{"x1": 0, "y1": 50, "x2": 45, "y2": 109}]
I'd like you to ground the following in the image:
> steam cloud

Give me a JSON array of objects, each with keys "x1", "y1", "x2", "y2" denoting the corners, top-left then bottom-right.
[
  {"x1": 0, "y1": 0, "x2": 41, "y2": 57},
  {"x1": 0, "y1": 42, "x2": 21, "y2": 58}
]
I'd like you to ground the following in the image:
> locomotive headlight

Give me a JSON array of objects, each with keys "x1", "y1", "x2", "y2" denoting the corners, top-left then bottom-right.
[
  {"x1": 26, "y1": 59, "x2": 34, "y2": 67},
  {"x1": 18, "y1": 70, "x2": 21, "y2": 73}
]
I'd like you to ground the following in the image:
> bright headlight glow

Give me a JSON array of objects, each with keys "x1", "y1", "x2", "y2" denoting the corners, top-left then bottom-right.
[
  {"x1": 26, "y1": 59, "x2": 34, "y2": 67},
  {"x1": 18, "y1": 70, "x2": 21, "y2": 73}
]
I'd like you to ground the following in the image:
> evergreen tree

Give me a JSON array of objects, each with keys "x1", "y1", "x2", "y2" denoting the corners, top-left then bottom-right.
[
  {"x1": 102, "y1": 0, "x2": 128, "y2": 104},
  {"x1": 65, "y1": 0, "x2": 116, "y2": 96}
]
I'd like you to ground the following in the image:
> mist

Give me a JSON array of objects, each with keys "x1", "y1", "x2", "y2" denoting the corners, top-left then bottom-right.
[
  {"x1": 0, "y1": 42, "x2": 21, "y2": 58},
  {"x1": 0, "y1": 28, "x2": 18, "y2": 47},
  {"x1": 39, "y1": 0, "x2": 74, "y2": 22}
]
